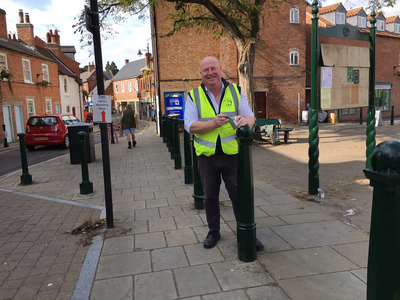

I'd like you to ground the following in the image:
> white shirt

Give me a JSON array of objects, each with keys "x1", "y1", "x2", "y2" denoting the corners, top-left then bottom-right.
[{"x1": 184, "y1": 82, "x2": 254, "y2": 133}]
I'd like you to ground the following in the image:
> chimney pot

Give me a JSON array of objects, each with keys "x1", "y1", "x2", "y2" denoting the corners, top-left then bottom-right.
[
  {"x1": 13, "y1": 33, "x2": 16, "y2": 39},
  {"x1": 50, "y1": 29, "x2": 53, "y2": 35},
  {"x1": 18, "y1": 9, "x2": 23, "y2": 23},
  {"x1": 24, "y1": 13, "x2": 30, "y2": 23},
  {"x1": 125, "y1": 59, "x2": 129, "y2": 64}
]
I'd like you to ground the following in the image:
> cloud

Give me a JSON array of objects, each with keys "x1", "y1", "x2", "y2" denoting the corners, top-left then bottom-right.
[{"x1": 1, "y1": 0, "x2": 151, "y2": 69}]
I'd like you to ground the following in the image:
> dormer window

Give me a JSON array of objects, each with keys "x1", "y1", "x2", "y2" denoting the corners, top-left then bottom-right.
[
  {"x1": 336, "y1": 12, "x2": 346, "y2": 24},
  {"x1": 290, "y1": 8, "x2": 299, "y2": 23},
  {"x1": 377, "y1": 20, "x2": 385, "y2": 31},
  {"x1": 358, "y1": 16, "x2": 366, "y2": 28},
  {"x1": 395, "y1": 23, "x2": 400, "y2": 34}
]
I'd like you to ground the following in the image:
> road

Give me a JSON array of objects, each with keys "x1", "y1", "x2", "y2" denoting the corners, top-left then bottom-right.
[{"x1": 0, "y1": 133, "x2": 102, "y2": 177}]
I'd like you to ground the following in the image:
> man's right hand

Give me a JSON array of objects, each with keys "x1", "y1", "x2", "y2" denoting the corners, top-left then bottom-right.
[{"x1": 214, "y1": 113, "x2": 229, "y2": 128}]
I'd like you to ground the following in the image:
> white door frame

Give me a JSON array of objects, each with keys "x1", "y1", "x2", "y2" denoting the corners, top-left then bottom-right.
[
  {"x1": 2, "y1": 105, "x2": 14, "y2": 142},
  {"x1": 14, "y1": 104, "x2": 24, "y2": 135}
]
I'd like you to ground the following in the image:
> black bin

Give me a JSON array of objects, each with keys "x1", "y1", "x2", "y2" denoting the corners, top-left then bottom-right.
[{"x1": 68, "y1": 122, "x2": 96, "y2": 164}]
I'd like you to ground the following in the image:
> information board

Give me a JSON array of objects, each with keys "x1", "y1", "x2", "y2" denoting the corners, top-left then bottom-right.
[
  {"x1": 93, "y1": 95, "x2": 112, "y2": 123},
  {"x1": 164, "y1": 92, "x2": 185, "y2": 121}
]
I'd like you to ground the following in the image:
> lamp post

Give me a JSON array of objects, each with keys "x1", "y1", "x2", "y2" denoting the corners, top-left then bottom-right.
[{"x1": 138, "y1": 43, "x2": 154, "y2": 123}]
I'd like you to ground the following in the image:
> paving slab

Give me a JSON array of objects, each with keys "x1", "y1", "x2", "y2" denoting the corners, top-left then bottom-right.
[
  {"x1": 90, "y1": 276, "x2": 133, "y2": 300},
  {"x1": 184, "y1": 243, "x2": 225, "y2": 266},
  {"x1": 134, "y1": 270, "x2": 177, "y2": 300},
  {"x1": 101, "y1": 236, "x2": 134, "y2": 256},
  {"x1": 151, "y1": 247, "x2": 189, "y2": 271},
  {"x1": 331, "y1": 241, "x2": 369, "y2": 268}
]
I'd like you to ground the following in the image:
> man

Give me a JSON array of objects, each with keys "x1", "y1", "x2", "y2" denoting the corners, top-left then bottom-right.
[
  {"x1": 184, "y1": 56, "x2": 264, "y2": 251},
  {"x1": 84, "y1": 107, "x2": 89, "y2": 123},
  {"x1": 120, "y1": 104, "x2": 139, "y2": 149}
]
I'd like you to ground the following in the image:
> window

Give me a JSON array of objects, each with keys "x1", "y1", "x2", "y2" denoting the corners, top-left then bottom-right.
[
  {"x1": 336, "y1": 12, "x2": 345, "y2": 24},
  {"x1": 340, "y1": 108, "x2": 358, "y2": 115},
  {"x1": 395, "y1": 23, "x2": 400, "y2": 34},
  {"x1": 377, "y1": 20, "x2": 385, "y2": 31},
  {"x1": 290, "y1": 8, "x2": 299, "y2": 23},
  {"x1": 66, "y1": 105, "x2": 71, "y2": 113},
  {"x1": 45, "y1": 99, "x2": 52, "y2": 113},
  {"x1": 55, "y1": 103, "x2": 61, "y2": 113},
  {"x1": 115, "y1": 84, "x2": 119, "y2": 93},
  {"x1": 42, "y1": 64, "x2": 49, "y2": 81},
  {"x1": 0, "y1": 53, "x2": 7, "y2": 71},
  {"x1": 27, "y1": 99, "x2": 35, "y2": 117},
  {"x1": 375, "y1": 88, "x2": 391, "y2": 111},
  {"x1": 135, "y1": 81, "x2": 139, "y2": 92},
  {"x1": 22, "y1": 59, "x2": 32, "y2": 82},
  {"x1": 128, "y1": 82, "x2": 132, "y2": 92},
  {"x1": 358, "y1": 16, "x2": 366, "y2": 28},
  {"x1": 290, "y1": 51, "x2": 299, "y2": 65},
  {"x1": 63, "y1": 77, "x2": 68, "y2": 93},
  {"x1": 121, "y1": 83, "x2": 125, "y2": 93}
]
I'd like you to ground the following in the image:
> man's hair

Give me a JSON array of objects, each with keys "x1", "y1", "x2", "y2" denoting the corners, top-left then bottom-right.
[{"x1": 127, "y1": 104, "x2": 132, "y2": 109}]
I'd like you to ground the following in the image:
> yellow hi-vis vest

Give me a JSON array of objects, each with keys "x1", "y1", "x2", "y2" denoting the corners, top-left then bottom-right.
[{"x1": 189, "y1": 83, "x2": 240, "y2": 157}]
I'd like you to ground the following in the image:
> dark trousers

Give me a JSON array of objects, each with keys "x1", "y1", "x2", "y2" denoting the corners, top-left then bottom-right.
[{"x1": 197, "y1": 154, "x2": 239, "y2": 232}]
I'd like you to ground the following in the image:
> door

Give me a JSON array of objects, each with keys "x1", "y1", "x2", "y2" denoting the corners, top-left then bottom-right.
[
  {"x1": 14, "y1": 105, "x2": 24, "y2": 135},
  {"x1": 2, "y1": 105, "x2": 14, "y2": 142},
  {"x1": 255, "y1": 92, "x2": 266, "y2": 119}
]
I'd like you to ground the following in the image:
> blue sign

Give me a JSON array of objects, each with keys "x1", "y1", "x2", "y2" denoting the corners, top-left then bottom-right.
[
  {"x1": 87, "y1": 102, "x2": 93, "y2": 107},
  {"x1": 164, "y1": 92, "x2": 184, "y2": 121}
]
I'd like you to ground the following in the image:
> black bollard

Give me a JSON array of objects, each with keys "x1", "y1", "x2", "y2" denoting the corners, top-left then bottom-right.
[
  {"x1": 359, "y1": 108, "x2": 363, "y2": 125},
  {"x1": 168, "y1": 116, "x2": 174, "y2": 154},
  {"x1": 2, "y1": 124, "x2": 9, "y2": 148},
  {"x1": 173, "y1": 116, "x2": 182, "y2": 169},
  {"x1": 110, "y1": 121, "x2": 115, "y2": 144},
  {"x1": 191, "y1": 135, "x2": 204, "y2": 209},
  {"x1": 184, "y1": 129, "x2": 193, "y2": 184},
  {"x1": 236, "y1": 125, "x2": 257, "y2": 262},
  {"x1": 17, "y1": 133, "x2": 32, "y2": 185},
  {"x1": 363, "y1": 140, "x2": 400, "y2": 300},
  {"x1": 162, "y1": 114, "x2": 167, "y2": 144},
  {"x1": 78, "y1": 131, "x2": 93, "y2": 194},
  {"x1": 391, "y1": 106, "x2": 394, "y2": 126}
]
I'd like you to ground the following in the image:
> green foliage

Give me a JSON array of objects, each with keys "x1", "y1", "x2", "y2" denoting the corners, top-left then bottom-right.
[
  {"x1": 38, "y1": 80, "x2": 52, "y2": 88},
  {"x1": 0, "y1": 69, "x2": 14, "y2": 93},
  {"x1": 365, "y1": 0, "x2": 397, "y2": 12},
  {"x1": 105, "y1": 61, "x2": 120, "y2": 74},
  {"x1": 80, "y1": 65, "x2": 88, "y2": 73}
]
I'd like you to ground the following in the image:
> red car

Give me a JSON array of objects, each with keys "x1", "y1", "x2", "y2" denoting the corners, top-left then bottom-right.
[{"x1": 25, "y1": 114, "x2": 80, "y2": 151}]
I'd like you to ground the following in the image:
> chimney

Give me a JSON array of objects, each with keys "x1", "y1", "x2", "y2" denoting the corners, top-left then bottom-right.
[
  {"x1": 16, "y1": 10, "x2": 35, "y2": 47},
  {"x1": 88, "y1": 62, "x2": 95, "y2": 72},
  {"x1": 0, "y1": 9, "x2": 7, "y2": 40},
  {"x1": 45, "y1": 29, "x2": 60, "y2": 56},
  {"x1": 24, "y1": 12, "x2": 30, "y2": 23},
  {"x1": 125, "y1": 59, "x2": 129, "y2": 64}
]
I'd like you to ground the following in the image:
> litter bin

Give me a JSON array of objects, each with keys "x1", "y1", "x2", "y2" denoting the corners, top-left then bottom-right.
[{"x1": 68, "y1": 122, "x2": 96, "y2": 164}]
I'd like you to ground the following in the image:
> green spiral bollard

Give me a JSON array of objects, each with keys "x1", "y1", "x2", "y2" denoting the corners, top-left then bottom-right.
[
  {"x1": 17, "y1": 133, "x2": 32, "y2": 185},
  {"x1": 173, "y1": 116, "x2": 182, "y2": 169},
  {"x1": 366, "y1": 106, "x2": 376, "y2": 169},
  {"x1": 363, "y1": 140, "x2": 400, "y2": 300},
  {"x1": 184, "y1": 129, "x2": 193, "y2": 184},
  {"x1": 236, "y1": 125, "x2": 257, "y2": 262},
  {"x1": 78, "y1": 131, "x2": 93, "y2": 194},
  {"x1": 191, "y1": 135, "x2": 204, "y2": 209}
]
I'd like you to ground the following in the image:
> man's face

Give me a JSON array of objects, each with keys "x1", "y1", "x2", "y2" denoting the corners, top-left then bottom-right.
[{"x1": 200, "y1": 57, "x2": 222, "y2": 89}]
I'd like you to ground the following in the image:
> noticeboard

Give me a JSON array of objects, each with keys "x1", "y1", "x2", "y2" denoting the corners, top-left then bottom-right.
[
  {"x1": 164, "y1": 92, "x2": 184, "y2": 121},
  {"x1": 93, "y1": 95, "x2": 112, "y2": 123}
]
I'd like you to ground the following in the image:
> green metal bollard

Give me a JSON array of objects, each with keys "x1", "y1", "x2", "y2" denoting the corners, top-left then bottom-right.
[
  {"x1": 78, "y1": 131, "x2": 93, "y2": 194},
  {"x1": 167, "y1": 116, "x2": 173, "y2": 153},
  {"x1": 336, "y1": 109, "x2": 340, "y2": 123},
  {"x1": 236, "y1": 125, "x2": 257, "y2": 262},
  {"x1": 17, "y1": 133, "x2": 32, "y2": 185},
  {"x1": 173, "y1": 116, "x2": 182, "y2": 169},
  {"x1": 184, "y1": 129, "x2": 193, "y2": 184},
  {"x1": 363, "y1": 140, "x2": 400, "y2": 300},
  {"x1": 168, "y1": 115, "x2": 175, "y2": 157},
  {"x1": 360, "y1": 108, "x2": 363, "y2": 125},
  {"x1": 391, "y1": 105, "x2": 394, "y2": 125},
  {"x1": 191, "y1": 135, "x2": 204, "y2": 209},
  {"x1": 162, "y1": 114, "x2": 167, "y2": 144}
]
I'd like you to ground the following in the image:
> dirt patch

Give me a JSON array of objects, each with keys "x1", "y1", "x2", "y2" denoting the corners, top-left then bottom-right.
[{"x1": 66, "y1": 216, "x2": 106, "y2": 246}]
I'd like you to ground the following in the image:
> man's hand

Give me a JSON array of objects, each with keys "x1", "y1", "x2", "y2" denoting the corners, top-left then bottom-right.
[
  {"x1": 236, "y1": 115, "x2": 254, "y2": 128},
  {"x1": 214, "y1": 113, "x2": 229, "y2": 128}
]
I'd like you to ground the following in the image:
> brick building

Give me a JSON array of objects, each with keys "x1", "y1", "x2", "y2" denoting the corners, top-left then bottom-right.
[
  {"x1": 151, "y1": 0, "x2": 308, "y2": 123},
  {"x1": 305, "y1": 3, "x2": 400, "y2": 122}
]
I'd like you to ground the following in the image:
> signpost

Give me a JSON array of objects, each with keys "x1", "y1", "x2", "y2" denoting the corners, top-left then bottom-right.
[{"x1": 93, "y1": 95, "x2": 112, "y2": 123}]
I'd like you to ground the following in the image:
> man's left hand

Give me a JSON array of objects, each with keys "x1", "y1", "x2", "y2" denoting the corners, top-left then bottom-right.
[{"x1": 235, "y1": 115, "x2": 248, "y2": 128}]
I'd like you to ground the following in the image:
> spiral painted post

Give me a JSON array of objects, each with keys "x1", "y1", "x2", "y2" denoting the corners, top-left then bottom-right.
[
  {"x1": 308, "y1": 0, "x2": 320, "y2": 195},
  {"x1": 363, "y1": 140, "x2": 400, "y2": 300},
  {"x1": 366, "y1": 11, "x2": 377, "y2": 169},
  {"x1": 17, "y1": 133, "x2": 32, "y2": 185}
]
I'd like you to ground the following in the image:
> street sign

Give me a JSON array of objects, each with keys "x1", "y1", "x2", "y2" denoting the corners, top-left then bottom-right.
[{"x1": 93, "y1": 95, "x2": 112, "y2": 123}]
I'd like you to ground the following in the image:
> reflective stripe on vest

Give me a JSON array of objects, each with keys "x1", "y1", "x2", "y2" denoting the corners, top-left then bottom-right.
[{"x1": 190, "y1": 83, "x2": 240, "y2": 156}]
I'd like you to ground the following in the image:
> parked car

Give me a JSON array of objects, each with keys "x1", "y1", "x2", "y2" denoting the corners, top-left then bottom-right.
[{"x1": 25, "y1": 114, "x2": 80, "y2": 151}]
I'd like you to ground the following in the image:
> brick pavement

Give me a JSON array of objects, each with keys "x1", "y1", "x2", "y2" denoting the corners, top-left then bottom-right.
[{"x1": 0, "y1": 190, "x2": 101, "y2": 300}]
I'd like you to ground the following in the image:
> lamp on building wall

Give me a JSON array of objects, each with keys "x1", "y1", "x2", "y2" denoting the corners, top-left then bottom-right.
[{"x1": 137, "y1": 42, "x2": 151, "y2": 68}]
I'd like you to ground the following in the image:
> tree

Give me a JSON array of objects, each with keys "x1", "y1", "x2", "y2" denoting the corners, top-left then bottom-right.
[
  {"x1": 80, "y1": 65, "x2": 88, "y2": 73},
  {"x1": 105, "y1": 61, "x2": 119, "y2": 74},
  {"x1": 364, "y1": 0, "x2": 396, "y2": 12},
  {"x1": 74, "y1": 0, "x2": 284, "y2": 113}
]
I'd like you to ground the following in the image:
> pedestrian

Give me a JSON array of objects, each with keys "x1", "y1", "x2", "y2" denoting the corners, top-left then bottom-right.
[
  {"x1": 184, "y1": 56, "x2": 264, "y2": 251},
  {"x1": 83, "y1": 106, "x2": 89, "y2": 123},
  {"x1": 120, "y1": 104, "x2": 139, "y2": 149},
  {"x1": 152, "y1": 105, "x2": 156, "y2": 122}
]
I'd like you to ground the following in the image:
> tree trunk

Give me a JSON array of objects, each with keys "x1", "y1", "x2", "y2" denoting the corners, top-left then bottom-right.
[{"x1": 237, "y1": 41, "x2": 257, "y2": 117}]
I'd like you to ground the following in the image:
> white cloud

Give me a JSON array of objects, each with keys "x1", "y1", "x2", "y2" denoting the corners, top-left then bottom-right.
[{"x1": 1, "y1": 0, "x2": 151, "y2": 69}]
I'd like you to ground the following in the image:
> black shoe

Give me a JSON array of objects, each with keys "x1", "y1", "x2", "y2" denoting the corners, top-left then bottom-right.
[
  {"x1": 256, "y1": 238, "x2": 264, "y2": 251},
  {"x1": 203, "y1": 231, "x2": 221, "y2": 249},
  {"x1": 132, "y1": 140, "x2": 137, "y2": 147},
  {"x1": 128, "y1": 142, "x2": 132, "y2": 149}
]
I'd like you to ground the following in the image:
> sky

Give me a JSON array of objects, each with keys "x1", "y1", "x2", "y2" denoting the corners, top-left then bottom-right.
[
  {"x1": 0, "y1": 0, "x2": 152, "y2": 70},
  {"x1": 1, "y1": 0, "x2": 400, "y2": 71}
]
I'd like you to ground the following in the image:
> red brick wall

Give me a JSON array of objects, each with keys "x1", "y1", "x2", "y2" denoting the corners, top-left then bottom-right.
[
  {"x1": 0, "y1": 48, "x2": 60, "y2": 141},
  {"x1": 153, "y1": 0, "x2": 307, "y2": 123}
]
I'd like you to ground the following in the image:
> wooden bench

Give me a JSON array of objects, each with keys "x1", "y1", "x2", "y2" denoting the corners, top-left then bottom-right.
[{"x1": 254, "y1": 119, "x2": 293, "y2": 144}]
